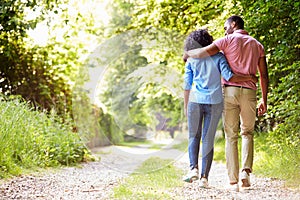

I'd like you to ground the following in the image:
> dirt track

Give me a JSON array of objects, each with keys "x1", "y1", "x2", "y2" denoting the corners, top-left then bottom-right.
[{"x1": 0, "y1": 143, "x2": 299, "y2": 200}]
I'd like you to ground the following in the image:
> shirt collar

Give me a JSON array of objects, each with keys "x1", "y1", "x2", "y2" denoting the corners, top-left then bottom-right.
[{"x1": 233, "y1": 29, "x2": 249, "y2": 35}]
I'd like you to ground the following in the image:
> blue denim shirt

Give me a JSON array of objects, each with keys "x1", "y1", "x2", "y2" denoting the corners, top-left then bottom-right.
[{"x1": 184, "y1": 52, "x2": 233, "y2": 104}]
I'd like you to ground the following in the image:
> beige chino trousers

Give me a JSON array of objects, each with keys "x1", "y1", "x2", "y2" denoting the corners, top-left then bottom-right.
[{"x1": 223, "y1": 86, "x2": 257, "y2": 183}]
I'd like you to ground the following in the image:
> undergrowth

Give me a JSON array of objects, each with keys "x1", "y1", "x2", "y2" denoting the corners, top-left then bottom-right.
[{"x1": 0, "y1": 96, "x2": 92, "y2": 178}]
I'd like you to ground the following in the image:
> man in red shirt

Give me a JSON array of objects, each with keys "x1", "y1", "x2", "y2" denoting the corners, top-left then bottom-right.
[{"x1": 184, "y1": 15, "x2": 269, "y2": 191}]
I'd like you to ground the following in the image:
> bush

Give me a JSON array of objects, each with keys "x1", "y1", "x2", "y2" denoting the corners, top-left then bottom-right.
[
  {"x1": 0, "y1": 96, "x2": 91, "y2": 178},
  {"x1": 266, "y1": 61, "x2": 300, "y2": 153}
]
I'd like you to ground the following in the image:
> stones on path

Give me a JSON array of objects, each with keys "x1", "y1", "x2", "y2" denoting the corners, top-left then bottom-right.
[{"x1": 0, "y1": 145, "x2": 299, "y2": 199}]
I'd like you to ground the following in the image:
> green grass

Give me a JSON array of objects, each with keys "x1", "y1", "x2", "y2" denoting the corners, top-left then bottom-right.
[
  {"x1": 253, "y1": 134, "x2": 300, "y2": 189},
  {"x1": 113, "y1": 157, "x2": 184, "y2": 199},
  {"x1": 117, "y1": 140, "x2": 167, "y2": 150},
  {"x1": 0, "y1": 96, "x2": 92, "y2": 178},
  {"x1": 172, "y1": 139, "x2": 188, "y2": 152},
  {"x1": 214, "y1": 137, "x2": 226, "y2": 163},
  {"x1": 116, "y1": 140, "x2": 152, "y2": 147}
]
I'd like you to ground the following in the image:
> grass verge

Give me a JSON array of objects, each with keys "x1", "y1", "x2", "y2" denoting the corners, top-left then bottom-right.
[
  {"x1": 117, "y1": 140, "x2": 174, "y2": 150},
  {"x1": 113, "y1": 157, "x2": 184, "y2": 199},
  {"x1": 0, "y1": 96, "x2": 93, "y2": 178},
  {"x1": 172, "y1": 139, "x2": 188, "y2": 152},
  {"x1": 253, "y1": 134, "x2": 300, "y2": 189}
]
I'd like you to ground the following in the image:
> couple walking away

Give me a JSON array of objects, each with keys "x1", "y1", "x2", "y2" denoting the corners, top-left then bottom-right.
[{"x1": 182, "y1": 15, "x2": 269, "y2": 192}]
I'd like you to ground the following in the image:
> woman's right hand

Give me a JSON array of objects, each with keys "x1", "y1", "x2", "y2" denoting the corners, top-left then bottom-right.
[
  {"x1": 183, "y1": 52, "x2": 189, "y2": 62},
  {"x1": 251, "y1": 75, "x2": 258, "y2": 83}
]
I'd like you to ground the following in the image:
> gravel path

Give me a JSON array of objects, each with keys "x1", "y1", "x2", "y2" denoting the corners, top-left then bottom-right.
[
  {"x1": 173, "y1": 155, "x2": 300, "y2": 200},
  {"x1": 0, "y1": 143, "x2": 299, "y2": 200}
]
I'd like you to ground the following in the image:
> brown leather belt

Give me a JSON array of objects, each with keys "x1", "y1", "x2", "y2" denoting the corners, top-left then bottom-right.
[{"x1": 224, "y1": 84, "x2": 252, "y2": 90}]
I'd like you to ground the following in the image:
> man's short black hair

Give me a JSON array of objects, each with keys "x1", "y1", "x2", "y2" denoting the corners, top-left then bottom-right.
[
  {"x1": 227, "y1": 15, "x2": 244, "y2": 29},
  {"x1": 184, "y1": 29, "x2": 213, "y2": 51}
]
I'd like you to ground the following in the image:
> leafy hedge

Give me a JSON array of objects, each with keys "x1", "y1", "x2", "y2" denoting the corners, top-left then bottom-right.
[{"x1": 267, "y1": 61, "x2": 300, "y2": 154}]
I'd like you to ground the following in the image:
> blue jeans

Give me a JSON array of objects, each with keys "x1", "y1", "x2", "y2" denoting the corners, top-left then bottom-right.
[{"x1": 187, "y1": 101, "x2": 223, "y2": 179}]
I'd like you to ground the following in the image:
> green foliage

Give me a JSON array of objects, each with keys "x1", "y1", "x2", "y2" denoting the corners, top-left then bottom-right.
[
  {"x1": 238, "y1": 1, "x2": 300, "y2": 164},
  {"x1": 97, "y1": 107, "x2": 125, "y2": 144},
  {"x1": 213, "y1": 137, "x2": 226, "y2": 163},
  {"x1": 97, "y1": 37, "x2": 150, "y2": 135},
  {"x1": 100, "y1": 1, "x2": 190, "y2": 138},
  {"x1": 71, "y1": 88, "x2": 124, "y2": 146},
  {"x1": 0, "y1": 96, "x2": 91, "y2": 178},
  {"x1": 0, "y1": 0, "x2": 107, "y2": 117},
  {"x1": 0, "y1": 0, "x2": 72, "y2": 114},
  {"x1": 125, "y1": 0, "x2": 225, "y2": 34},
  {"x1": 267, "y1": 61, "x2": 300, "y2": 130},
  {"x1": 238, "y1": 0, "x2": 300, "y2": 132},
  {"x1": 113, "y1": 157, "x2": 184, "y2": 199}
]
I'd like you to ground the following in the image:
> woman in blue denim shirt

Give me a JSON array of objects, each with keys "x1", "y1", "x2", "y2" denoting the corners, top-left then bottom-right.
[{"x1": 183, "y1": 29, "x2": 257, "y2": 188}]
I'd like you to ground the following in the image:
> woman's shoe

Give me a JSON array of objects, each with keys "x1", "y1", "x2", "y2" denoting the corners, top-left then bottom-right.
[
  {"x1": 199, "y1": 177, "x2": 209, "y2": 188},
  {"x1": 182, "y1": 168, "x2": 199, "y2": 183}
]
